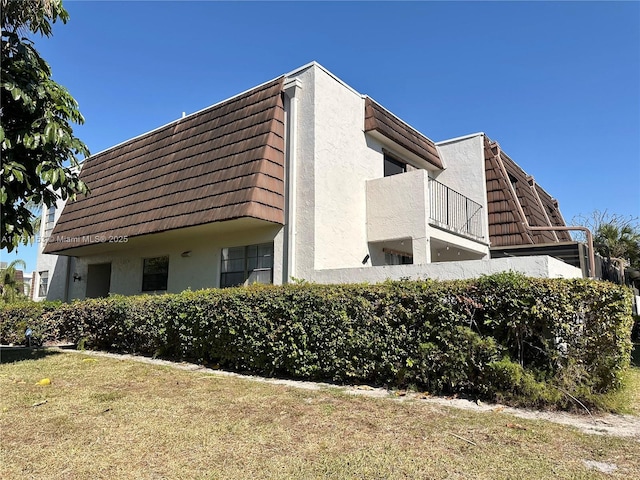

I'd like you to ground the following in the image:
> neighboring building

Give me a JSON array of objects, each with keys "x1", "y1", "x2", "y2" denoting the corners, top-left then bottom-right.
[
  {"x1": 33, "y1": 197, "x2": 75, "y2": 301},
  {"x1": 22, "y1": 271, "x2": 33, "y2": 299},
  {"x1": 36, "y1": 62, "x2": 581, "y2": 301},
  {"x1": 0, "y1": 262, "x2": 32, "y2": 299}
]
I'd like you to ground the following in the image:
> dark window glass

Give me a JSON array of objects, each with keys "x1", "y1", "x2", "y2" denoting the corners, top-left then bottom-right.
[
  {"x1": 384, "y1": 154, "x2": 407, "y2": 177},
  {"x1": 142, "y1": 256, "x2": 169, "y2": 291},
  {"x1": 220, "y1": 243, "x2": 273, "y2": 288},
  {"x1": 384, "y1": 251, "x2": 413, "y2": 266}
]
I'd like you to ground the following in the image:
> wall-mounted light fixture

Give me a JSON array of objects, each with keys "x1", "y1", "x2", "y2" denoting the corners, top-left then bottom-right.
[
  {"x1": 181, "y1": 251, "x2": 192, "y2": 258},
  {"x1": 73, "y1": 273, "x2": 82, "y2": 282},
  {"x1": 362, "y1": 254, "x2": 370, "y2": 265}
]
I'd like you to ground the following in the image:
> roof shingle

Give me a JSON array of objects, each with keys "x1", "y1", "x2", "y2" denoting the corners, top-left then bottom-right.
[
  {"x1": 44, "y1": 78, "x2": 286, "y2": 254},
  {"x1": 484, "y1": 136, "x2": 570, "y2": 247},
  {"x1": 364, "y1": 97, "x2": 443, "y2": 169}
]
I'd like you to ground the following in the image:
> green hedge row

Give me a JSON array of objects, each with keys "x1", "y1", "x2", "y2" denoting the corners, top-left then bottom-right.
[
  {"x1": 0, "y1": 273, "x2": 634, "y2": 409},
  {"x1": 0, "y1": 300, "x2": 61, "y2": 345}
]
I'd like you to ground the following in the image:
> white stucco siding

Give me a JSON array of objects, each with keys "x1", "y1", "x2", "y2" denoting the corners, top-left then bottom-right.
[
  {"x1": 546, "y1": 256, "x2": 590, "y2": 279},
  {"x1": 33, "y1": 254, "x2": 70, "y2": 301},
  {"x1": 429, "y1": 228, "x2": 489, "y2": 259},
  {"x1": 366, "y1": 169, "x2": 433, "y2": 264},
  {"x1": 285, "y1": 66, "x2": 316, "y2": 280},
  {"x1": 284, "y1": 65, "x2": 490, "y2": 276},
  {"x1": 435, "y1": 134, "x2": 490, "y2": 245},
  {"x1": 34, "y1": 197, "x2": 71, "y2": 301},
  {"x1": 366, "y1": 169, "x2": 429, "y2": 244},
  {"x1": 309, "y1": 66, "x2": 381, "y2": 270},
  {"x1": 64, "y1": 223, "x2": 282, "y2": 299}
]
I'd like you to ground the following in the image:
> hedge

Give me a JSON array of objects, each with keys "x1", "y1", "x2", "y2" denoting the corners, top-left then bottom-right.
[
  {"x1": 0, "y1": 300, "x2": 61, "y2": 346},
  {"x1": 0, "y1": 273, "x2": 634, "y2": 409}
]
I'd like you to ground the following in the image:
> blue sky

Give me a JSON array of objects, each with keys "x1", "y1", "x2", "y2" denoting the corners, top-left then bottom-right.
[{"x1": 2, "y1": 0, "x2": 639, "y2": 273}]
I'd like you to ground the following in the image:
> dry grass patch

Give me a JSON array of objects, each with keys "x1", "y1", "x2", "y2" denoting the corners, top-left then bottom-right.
[{"x1": 1, "y1": 349, "x2": 639, "y2": 479}]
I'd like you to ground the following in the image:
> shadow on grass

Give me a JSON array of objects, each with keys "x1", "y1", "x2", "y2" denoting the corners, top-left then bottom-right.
[{"x1": 0, "y1": 347, "x2": 63, "y2": 364}]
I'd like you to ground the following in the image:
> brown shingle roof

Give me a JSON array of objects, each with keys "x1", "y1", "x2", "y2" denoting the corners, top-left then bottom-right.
[
  {"x1": 44, "y1": 77, "x2": 285, "y2": 254},
  {"x1": 534, "y1": 184, "x2": 572, "y2": 242},
  {"x1": 484, "y1": 137, "x2": 569, "y2": 247},
  {"x1": 364, "y1": 97, "x2": 443, "y2": 169}
]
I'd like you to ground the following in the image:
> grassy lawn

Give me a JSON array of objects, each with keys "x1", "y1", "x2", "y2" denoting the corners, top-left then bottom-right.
[{"x1": 1, "y1": 349, "x2": 639, "y2": 480}]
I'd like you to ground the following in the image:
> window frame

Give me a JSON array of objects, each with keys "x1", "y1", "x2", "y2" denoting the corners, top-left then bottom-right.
[
  {"x1": 383, "y1": 248, "x2": 413, "y2": 266},
  {"x1": 141, "y1": 256, "x2": 169, "y2": 292},
  {"x1": 383, "y1": 152, "x2": 407, "y2": 177},
  {"x1": 38, "y1": 270, "x2": 49, "y2": 297},
  {"x1": 44, "y1": 206, "x2": 56, "y2": 236},
  {"x1": 220, "y1": 242, "x2": 273, "y2": 288}
]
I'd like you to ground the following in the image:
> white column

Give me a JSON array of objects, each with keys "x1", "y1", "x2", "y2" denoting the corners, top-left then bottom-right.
[{"x1": 283, "y1": 78, "x2": 303, "y2": 283}]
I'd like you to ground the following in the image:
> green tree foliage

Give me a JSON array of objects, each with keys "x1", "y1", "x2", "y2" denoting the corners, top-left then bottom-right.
[
  {"x1": 0, "y1": 258, "x2": 27, "y2": 303},
  {"x1": 1, "y1": 0, "x2": 89, "y2": 252},
  {"x1": 573, "y1": 210, "x2": 640, "y2": 268},
  {"x1": 596, "y1": 222, "x2": 640, "y2": 268}
]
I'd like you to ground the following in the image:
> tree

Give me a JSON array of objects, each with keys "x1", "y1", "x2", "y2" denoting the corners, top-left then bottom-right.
[
  {"x1": 572, "y1": 210, "x2": 640, "y2": 269},
  {"x1": 0, "y1": 258, "x2": 27, "y2": 303},
  {"x1": 1, "y1": 0, "x2": 89, "y2": 252},
  {"x1": 595, "y1": 223, "x2": 640, "y2": 267}
]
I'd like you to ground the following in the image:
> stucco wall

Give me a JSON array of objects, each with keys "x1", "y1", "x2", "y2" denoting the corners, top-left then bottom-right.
[
  {"x1": 286, "y1": 66, "x2": 316, "y2": 280},
  {"x1": 286, "y1": 65, "x2": 493, "y2": 278},
  {"x1": 287, "y1": 64, "x2": 439, "y2": 275},
  {"x1": 311, "y1": 67, "x2": 381, "y2": 271},
  {"x1": 34, "y1": 197, "x2": 71, "y2": 301},
  {"x1": 63, "y1": 223, "x2": 282, "y2": 300},
  {"x1": 366, "y1": 169, "x2": 429, "y2": 244},
  {"x1": 434, "y1": 134, "x2": 490, "y2": 245},
  {"x1": 305, "y1": 256, "x2": 583, "y2": 284},
  {"x1": 429, "y1": 228, "x2": 489, "y2": 260}
]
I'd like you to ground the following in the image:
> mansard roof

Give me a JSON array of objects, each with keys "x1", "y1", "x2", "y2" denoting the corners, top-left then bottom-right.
[
  {"x1": 484, "y1": 136, "x2": 569, "y2": 247},
  {"x1": 45, "y1": 77, "x2": 285, "y2": 254},
  {"x1": 364, "y1": 97, "x2": 443, "y2": 169}
]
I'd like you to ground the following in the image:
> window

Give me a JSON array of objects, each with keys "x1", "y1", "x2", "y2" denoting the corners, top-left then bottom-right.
[
  {"x1": 38, "y1": 271, "x2": 49, "y2": 297},
  {"x1": 384, "y1": 153, "x2": 406, "y2": 177},
  {"x1": 383, "y1": 248, "x2": 413, "y2": 265},
  {"x1": 142, "y1": 256, "x2": 169, "y2": 291},
  {"x1": 220, "y1": 243, "x2": 273, "y2": 288},
  {"x1": 45, "y1": 206, "x2": 56, "y2": 236}
]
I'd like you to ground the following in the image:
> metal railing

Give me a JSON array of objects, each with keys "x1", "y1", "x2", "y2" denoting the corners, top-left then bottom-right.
[{"x1": 428, "y1": 178, "x2": 484, "y2": 240}]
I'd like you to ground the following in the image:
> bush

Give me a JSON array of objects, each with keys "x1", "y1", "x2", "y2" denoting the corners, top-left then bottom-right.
[
  {"x1": 0, "y1": 274, "x2": 634, "y2": 410},
  {"x1": 0, "y1": 300, "x2": 62, "y2": 346}
]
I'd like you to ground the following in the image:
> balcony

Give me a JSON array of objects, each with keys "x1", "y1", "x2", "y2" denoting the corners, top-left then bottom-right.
[
  {"x1": 366, "y1": 169, "x2": 429, "y2": 244},
  {"x1": 428, "y1": 178, "x2": 484, "y2": 241},
  {"x1": 366, "y1": 171, "x2": 484, "y2": 247}
]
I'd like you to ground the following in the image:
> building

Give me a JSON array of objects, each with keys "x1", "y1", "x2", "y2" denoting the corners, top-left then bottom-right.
[
  {"x1": 35, "y1": 62, "x2": 581, "y2": 301},
  {"x1": 34, "y1": 195, "x2": 72, "y2": 301},
  {"x1": 0, "y1": 262, "x2": 33, "y2": 299}
]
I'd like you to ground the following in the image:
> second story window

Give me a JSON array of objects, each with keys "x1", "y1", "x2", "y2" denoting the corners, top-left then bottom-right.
[
  {"x1": 45, "y1": 206, "x2": 56, "y2": 236},
  {"x1": 38, "y1": 271, "x2": 49, "y2": 297},
  {"x1": 384, "y1": 153, "x2": 406, "y2": 177}
]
